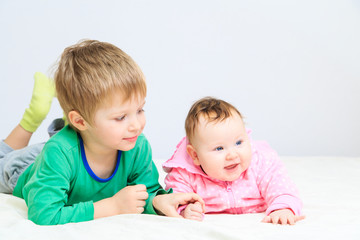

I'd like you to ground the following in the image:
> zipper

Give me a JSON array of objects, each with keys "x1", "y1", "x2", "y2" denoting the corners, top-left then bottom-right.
[{"x1": 226, "y1": 181, "x2": 237, "y2": 214}]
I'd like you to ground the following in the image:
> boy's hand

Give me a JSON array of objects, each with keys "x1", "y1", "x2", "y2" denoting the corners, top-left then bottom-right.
[
  {"x1": 181, "y1": 202, "x2": 204, "y2": 221},
  {"x1": 261, "y1": 209, "x2": 305, "y2": 225},
  {"x1": 153, "y1": 192, "x2": 205, "y2": 218},
  {"x1": 94, "y1": 184, "x2": 148, "y2": 219},
  {"x1": 112, "y1": 184, "x2": 149, "y2": 214}
]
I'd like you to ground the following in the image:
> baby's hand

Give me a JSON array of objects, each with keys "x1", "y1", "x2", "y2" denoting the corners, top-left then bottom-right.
[
  {"x1": 261, "y1": 209, "x2": 305, "y2": 225},
  {"x1": 153, "y1": 192, "x2": 205, "y2": 218},
  {"x1": 181, "y1": 202, "x2": 204, "y2": 221}
]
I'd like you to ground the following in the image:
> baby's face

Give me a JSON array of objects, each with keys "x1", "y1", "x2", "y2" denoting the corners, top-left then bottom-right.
[{"x1": 191, "y1": 112, "x2": 252, "y2": 181}]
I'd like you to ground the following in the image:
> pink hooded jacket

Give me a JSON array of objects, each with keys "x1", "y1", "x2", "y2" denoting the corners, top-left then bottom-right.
[{"x1": 163, "y1": 131, "x2": 302, "y2": 216}]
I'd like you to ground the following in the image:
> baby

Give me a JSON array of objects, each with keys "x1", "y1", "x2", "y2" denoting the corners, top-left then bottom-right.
[{"x1": 163, "y1": 97, "x2": 305, "y2": 225}]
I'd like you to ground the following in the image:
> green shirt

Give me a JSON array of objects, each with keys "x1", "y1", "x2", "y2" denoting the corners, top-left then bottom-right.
[{"x1": 13, "y1": 126, "x2": 168, "y2": 225}]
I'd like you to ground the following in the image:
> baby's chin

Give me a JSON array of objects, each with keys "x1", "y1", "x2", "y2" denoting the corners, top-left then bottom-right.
[{"x1": 214, "y1": 172, "x2": 242, "y2": 182}]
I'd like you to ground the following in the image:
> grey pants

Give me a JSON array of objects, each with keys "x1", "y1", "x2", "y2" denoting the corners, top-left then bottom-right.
[{"x1": 0, "y1": 118, "x2": 64, "y2": 193}]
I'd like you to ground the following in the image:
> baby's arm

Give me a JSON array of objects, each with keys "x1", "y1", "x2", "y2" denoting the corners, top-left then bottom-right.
[
  {"x1": 262, "y1": 209, "x2": 305, "y2": 225},
  {"x1": 159, "y1": 168, "x2": 205, "y2": 219},
  {"x1": 164, "y1": 168, "x2": 195, "y2": 193},
  {"x1": 181, "y1": 202, "x2": 204, "y2": 221},
  {"x1": 255, "y1": 142, "x2": 304, "y2": 224}
]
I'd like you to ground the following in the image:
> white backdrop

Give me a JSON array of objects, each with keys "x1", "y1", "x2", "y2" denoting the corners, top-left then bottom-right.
[{"x1": 1, "y1": 0, "x2": 359, "y2": 159}]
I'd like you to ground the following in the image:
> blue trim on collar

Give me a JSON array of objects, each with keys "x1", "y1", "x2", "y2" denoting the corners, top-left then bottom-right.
[{"x1": 79, "y1": 134, "x2": 121, "y2": 183}]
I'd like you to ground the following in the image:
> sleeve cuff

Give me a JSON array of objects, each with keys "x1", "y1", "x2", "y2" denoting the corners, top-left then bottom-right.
[
  {"x1": 266, "y1": 195, "x2": 302, "y2": 216},
  {"x1": 145, "y1": 188, "x2": 172, "y2": 215}
]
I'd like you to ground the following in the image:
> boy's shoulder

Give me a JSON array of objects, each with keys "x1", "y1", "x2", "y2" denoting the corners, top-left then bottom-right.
[
  {"x1": 45, "y1": 125, "x2": 79, "y2": 151},
  {"x1": 136, "y1": 133, "x2": 147, "y2": 143},
  {"x1": 125, "y1": 133, "x2": 150, "y2": 154}
]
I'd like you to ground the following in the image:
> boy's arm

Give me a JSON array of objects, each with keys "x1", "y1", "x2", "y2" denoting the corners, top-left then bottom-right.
[
  {"x1": 93, "y1": 184, "x2": 148, "y2": 218},
  {"x1": 126, "y1": 136, "x2": 170, "y2": 214},
  {"x1": 22, "y1": 143, "x2": 94, "y2": 225},
  {"x1": 152, "y1": 192, "x2": 205, "y2": 218},
  {"x1": 126, "y1": 136, "x2": 205, "y2": 216}
]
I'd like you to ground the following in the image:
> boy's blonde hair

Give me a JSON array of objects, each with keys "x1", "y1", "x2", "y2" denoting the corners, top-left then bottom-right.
[
  {"x1": 185, "y1": 97, "x2": 243, "y2": 143},
  {"x1": 55, "y1": 40, "x2": 146, "y2": 127}
]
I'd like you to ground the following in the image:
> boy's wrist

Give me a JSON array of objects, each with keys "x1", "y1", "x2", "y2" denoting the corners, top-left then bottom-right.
[
  {"x1": 151, "y1": 188, "x2": 172, "y2": 215},
  {"x1": 93, "y1": 197, "x2": 117, "y2": 219},
  {"x1": 152, "y1": 195, "x2": 165, "y2": 215}
]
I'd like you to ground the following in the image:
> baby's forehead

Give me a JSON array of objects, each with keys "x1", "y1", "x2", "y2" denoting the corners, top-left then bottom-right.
[
  {"x1": 191, "y1": 114, "x2": 245, "y2": 144},
  {"x1": 197, "y1": 110, "x2": 242, "y2": 124},
  {"x1": 194, "y1": 113, "x2": 243, "y2": 136}
]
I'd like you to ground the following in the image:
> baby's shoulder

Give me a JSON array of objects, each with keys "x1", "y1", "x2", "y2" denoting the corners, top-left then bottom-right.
[
  {"x1": 250, "y1": 140, "x2": 280, "y2": 168},
  {"x1": 251, "y1": 140, "x2": 277, "y2": 155}
]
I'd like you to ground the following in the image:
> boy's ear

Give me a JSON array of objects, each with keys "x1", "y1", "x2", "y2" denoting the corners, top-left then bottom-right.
[
  {"x1": 68, "y1": 110, "x2": 88, "y2": 131},
  {"x1": 186, "y1": 144, "x2": 201, "y2": 166}
]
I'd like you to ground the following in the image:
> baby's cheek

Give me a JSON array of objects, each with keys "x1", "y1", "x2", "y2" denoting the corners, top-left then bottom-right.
[{"x1": 245, "y1": 148, "x2": 252, "y2": 165}]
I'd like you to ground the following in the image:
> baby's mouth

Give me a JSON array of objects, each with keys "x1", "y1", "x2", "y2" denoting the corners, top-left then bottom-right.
[{"x1": 224, "y1": 163, "x2": 239, "y2": 170}]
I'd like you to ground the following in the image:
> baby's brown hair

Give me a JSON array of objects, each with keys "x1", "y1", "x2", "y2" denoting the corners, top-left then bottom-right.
[{"x1": 185, "y1": 97, "x2": 242, "y2": 143}]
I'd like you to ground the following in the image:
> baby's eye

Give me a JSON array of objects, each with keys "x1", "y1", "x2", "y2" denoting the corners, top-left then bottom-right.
[
  {"x1": 236, "y1": 140, "x2": 242, "y2": 146},
  {"x1": 138, "y1": 108, "x2": 145, "y2": 114},
  {"x1": 215, "y1": 146, "x2": 224, "y2": 151}
]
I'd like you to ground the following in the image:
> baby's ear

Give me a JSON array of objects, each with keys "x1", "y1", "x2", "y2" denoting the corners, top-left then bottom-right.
[{"x1": 186, "y1": 144, "x2": 200, "y2": 166}]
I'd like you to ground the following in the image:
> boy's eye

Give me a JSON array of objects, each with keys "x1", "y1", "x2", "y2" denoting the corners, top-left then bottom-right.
[
  {"x1": 138, "y1": 108, "x2": 145, "y2": 114},
  {"x1": 116, "y1": 116, "x2": 125, "y2": 121},
  {"x1": 236, "y1": 140, "x2": 242, "y2": 146},
  {"x1": 215, "y1": 146, "x2": 224, "y2": 151}
]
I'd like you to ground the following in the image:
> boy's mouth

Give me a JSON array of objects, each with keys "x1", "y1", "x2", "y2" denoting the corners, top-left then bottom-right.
[{"x1": 123, "y1": 136, "x2": 138, "y2": 142}]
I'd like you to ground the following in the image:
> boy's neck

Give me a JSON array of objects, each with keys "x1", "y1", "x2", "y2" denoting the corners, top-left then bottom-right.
[{"x1": 80, "y1": 133, "x2": 119, "y2": 179}]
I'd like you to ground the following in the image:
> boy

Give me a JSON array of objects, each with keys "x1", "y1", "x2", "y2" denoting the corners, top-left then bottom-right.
[
  {"x1": 10, "y1": 40, "x2": 204, "y2": 225},
  {"x1": 163, "y1": 97, "x2": 304, "y2": 225}
]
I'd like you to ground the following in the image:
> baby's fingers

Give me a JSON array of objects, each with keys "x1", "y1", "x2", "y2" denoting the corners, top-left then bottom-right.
[
  {"x1": 294, "y1": 215, "x2": 306, "y2": 222},
  {"x1": 271, "y1": 216, "x2": 280, "y2": 224},
  {"x1": 261, "y1": 216, "x2": 271, "y2": 223},
  {"x1": 164, "y1": 207, "x2": 183, "y2": 218},
  {"x1": 190, "y1": 212, "x2": 204, "y2": 221},
  {"x1": 279, "y1": 215, "x2": 288, "y2": 225},
  {"x1": 190, "y1": 202, "x2": 205, "y2": 213}
]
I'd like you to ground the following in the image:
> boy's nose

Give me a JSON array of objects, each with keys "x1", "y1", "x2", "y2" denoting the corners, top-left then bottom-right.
[{"x1": 129, "y1": 117, "x2": 141, "y2": 132}]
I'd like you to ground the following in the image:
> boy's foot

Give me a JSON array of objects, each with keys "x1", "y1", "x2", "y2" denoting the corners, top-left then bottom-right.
[{"x1": 20, "y1": 72, "x2": 56, "y2": 132}]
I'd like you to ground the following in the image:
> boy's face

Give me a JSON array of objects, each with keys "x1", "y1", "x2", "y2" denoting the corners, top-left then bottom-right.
[
  {"x1": 188, "y1": 112, "x2": 252, "y2": 181},
  {"x1": 85, "y1": 93, "x2": 146, "y2": 152}
]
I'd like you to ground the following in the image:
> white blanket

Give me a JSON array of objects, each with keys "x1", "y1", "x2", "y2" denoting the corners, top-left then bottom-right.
[{"x1": 1, "y1": 157, "x2": 359, "y2": 240}]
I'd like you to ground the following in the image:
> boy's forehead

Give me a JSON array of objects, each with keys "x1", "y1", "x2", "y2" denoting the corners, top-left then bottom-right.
[
  {"x1": 107, "y1": 90, "x2": 145, "y2": 104},
  {"x1": 99, "y1": 91, "x2": 145, "y2": 110}
]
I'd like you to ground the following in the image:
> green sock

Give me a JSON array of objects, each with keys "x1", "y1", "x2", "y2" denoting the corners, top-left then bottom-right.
[{"x1": 20, "y1": 72, "x2": 56, "y2": 132}]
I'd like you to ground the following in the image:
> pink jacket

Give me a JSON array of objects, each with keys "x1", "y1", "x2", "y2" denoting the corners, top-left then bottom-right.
[{"x1": 163, "y1": 131, "x2": 302, "y2": 216}]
